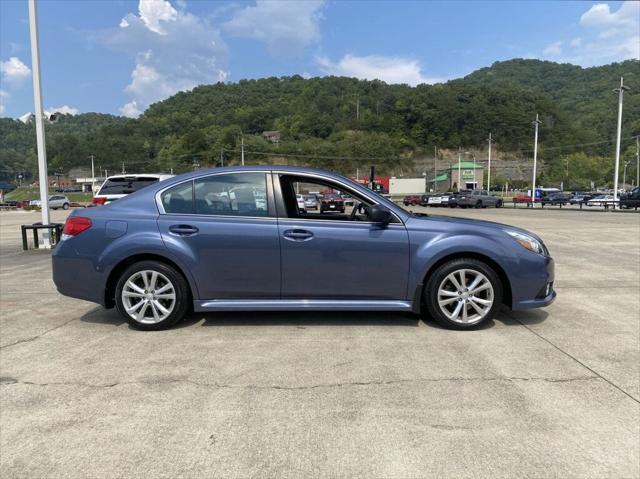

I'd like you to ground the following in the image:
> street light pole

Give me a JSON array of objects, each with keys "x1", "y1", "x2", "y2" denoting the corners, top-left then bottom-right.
[
  {"x1": 487, "y1": 133, "x2": 492, "y2": 193},
  {"x1": 623, "y1": 161, "x2": 631, "y2": 190},
  {"x1": 457, "y1": 147, "x2": 462, "y2": 192},
  {"x1": 434, "y1": 145, "x2": 437, "y2": 192},
  {"x1": 28, "y1": 0, "x2": 51, "y2": 247},
  {"x1": 532, "y1": 113, "x2": 541, "y2": 207},
  {"x1": 635, "y1": 136, "x2": 639, "y2": 187},
  {"x1": 613, "y1": 77, "x2": 628, "y2": 202},
  {"x1": 89, "y1": 155, "x2": 95, "y2": 193},
  {"x1": 241, "y1": 136, "x2": 245, "y2": 166}
]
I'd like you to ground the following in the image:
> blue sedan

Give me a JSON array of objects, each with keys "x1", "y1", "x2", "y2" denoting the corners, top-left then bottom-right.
[{"x1": 52, "y1": 167, "x2": 555, "y2": 330}]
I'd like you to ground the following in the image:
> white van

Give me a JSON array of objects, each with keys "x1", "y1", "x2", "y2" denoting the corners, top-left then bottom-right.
[{"x1": 92, "y1": 174, "x2": 174, "y2": 206}]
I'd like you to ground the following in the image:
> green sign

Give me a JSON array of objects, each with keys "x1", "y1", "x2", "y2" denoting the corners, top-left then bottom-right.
[{"x1": 462, "y1": 169, "x2": 475, "y2": 180}]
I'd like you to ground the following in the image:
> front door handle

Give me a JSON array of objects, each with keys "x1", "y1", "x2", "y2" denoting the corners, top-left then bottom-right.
[
  {"x1": 283, "y1": 229, "x2": 314, "y2": 241},
  {"x1": 169, "y1": 224, "x2": 199, "y2": 236}
]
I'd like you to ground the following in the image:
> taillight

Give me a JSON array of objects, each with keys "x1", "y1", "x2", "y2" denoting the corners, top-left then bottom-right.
[
  {"x1": 62, "y1": 217, "x2": 92, "y2": 238},
  {"x1": 92, "y1": 197, "x2": 107, "y2": 205}
]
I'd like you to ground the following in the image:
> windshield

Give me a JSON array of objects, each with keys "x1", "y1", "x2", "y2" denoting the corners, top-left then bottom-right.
[{"x1": 98, "y1": 177, "x2": 160, "y2": 195}]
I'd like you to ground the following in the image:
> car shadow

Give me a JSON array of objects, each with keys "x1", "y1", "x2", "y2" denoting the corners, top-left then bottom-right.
[
  {"x1": 496, "y1": 308, "x2": 549, "y2": 326},
  {"x1": 197, "y1": 310, "x2": 421, "y2": 328},
  {"x1": 79, "y1": 306, "x2": 547, "y2": 330}
]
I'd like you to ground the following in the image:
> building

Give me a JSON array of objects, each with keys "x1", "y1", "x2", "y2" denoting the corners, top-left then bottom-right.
[
  {"x1": 429, "y1": 161, "x2": 484, "y2": 192},
  {"x1": 262, "y1": 131, "x2": 281, "y2": 143}
]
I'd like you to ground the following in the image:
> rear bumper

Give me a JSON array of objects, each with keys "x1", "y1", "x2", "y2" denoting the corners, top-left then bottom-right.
[{"x1": 52, "y1": 242, "x2": 107, "y2": 306}]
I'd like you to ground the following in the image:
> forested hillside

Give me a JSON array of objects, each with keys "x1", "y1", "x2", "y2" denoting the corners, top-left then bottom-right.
[{"x1": 1, "y1": 59, "x2": 638, "y2": 189}]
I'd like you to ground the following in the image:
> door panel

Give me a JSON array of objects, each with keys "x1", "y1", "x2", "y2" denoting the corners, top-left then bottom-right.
[
  {"x1": 278, "y1": 219, "x2": 409, "y2": 300},
  {"x1": 158, "y1": 215, "x2": 280, "y2": 299}
]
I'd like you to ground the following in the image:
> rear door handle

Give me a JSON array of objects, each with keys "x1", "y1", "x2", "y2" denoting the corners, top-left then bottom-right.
[
  {"x1": 169, "y1": 224, "x2": 199, "y2": 236},
  {"x1": 283, "y1": 229, "x2": 314, "y2": 241}
]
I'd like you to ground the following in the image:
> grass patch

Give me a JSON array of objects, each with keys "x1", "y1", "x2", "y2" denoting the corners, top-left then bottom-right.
[{"x1": 5, "y1": 187, "x2": 92, "y2": 203}]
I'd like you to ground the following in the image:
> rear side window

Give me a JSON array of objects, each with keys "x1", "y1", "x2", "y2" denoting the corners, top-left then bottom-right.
[
  {"x1": 161, "y1": 182, "x2": 194, "y2": 214},
  {"x1": 194, "y1": 172, "x2": 268, "y2": 217},
  {"x1": 98, "y1": 177, "x2": 159, "y2": 195}
]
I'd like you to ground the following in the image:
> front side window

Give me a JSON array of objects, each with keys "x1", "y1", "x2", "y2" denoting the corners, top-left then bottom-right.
[{"x1": 194, "y1": 172, "x2": 268, "y2": 217}]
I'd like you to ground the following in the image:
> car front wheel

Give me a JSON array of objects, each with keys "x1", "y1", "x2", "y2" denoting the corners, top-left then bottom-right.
[
  {"x1": 424, "y1": 258, "x2": 503, "y2": 329},
  {"x1": 62, "y1": 203, "x2": 69, "y2": 210},
  {"x1": 115, "y1": 261, "x2": 190, "y2": 331}
]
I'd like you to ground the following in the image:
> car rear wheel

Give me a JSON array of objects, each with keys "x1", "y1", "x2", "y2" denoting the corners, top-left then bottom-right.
[
  {"x1": 62, "y1": 203, "x2": 69, "y2": 210},
  {"x1": 115, "y1": 261, "x2": 190, "y2": 331},
  {"x1": 424, "y1": 258, "x2": 503, "y2": 329},
  {"x1": 496, "y1": 200, "x2": 503, "y2": 208},
  {"x1": 475, "y1": 200, "x2": 483, "y2": 208}
]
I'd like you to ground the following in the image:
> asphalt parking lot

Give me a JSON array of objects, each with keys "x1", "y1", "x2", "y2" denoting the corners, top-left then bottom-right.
[{"x1": 1, "y1": 207, "x2": 638, "y2": 478}]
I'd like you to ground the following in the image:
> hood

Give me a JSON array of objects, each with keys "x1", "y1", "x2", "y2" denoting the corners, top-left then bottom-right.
[{"x1": 409, "y1": 213, "x2": 544, "y2": 242}]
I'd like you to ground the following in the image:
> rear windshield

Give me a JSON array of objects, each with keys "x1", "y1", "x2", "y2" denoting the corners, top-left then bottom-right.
[{"x1": 98, "y1": 177, "x2": 159, "y2": 195}]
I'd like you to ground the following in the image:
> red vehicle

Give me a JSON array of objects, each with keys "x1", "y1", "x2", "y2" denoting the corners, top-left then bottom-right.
[
  {"x1": 403, "y1": 195, "x2": 422, "y2": 206},
  {"x1": 320, "y1": 193, "x2": 345, "y2": 213},
  {"x1": 513, "y1": 194, "x2": 537, "y2": 204}
]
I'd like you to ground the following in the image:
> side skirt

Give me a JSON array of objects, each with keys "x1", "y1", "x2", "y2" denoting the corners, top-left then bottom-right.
[{"x1": 194, "y1": 299, "x2": 414, "y2": 313}]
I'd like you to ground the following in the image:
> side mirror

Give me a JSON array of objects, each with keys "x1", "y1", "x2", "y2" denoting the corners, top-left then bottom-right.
[{"x1": 368, "y1": 204, "x2": 392, "y2": 224}]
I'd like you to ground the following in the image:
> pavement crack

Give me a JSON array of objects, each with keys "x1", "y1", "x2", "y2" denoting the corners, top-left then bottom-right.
[
  {"x1": 0, "y1": 375, "x2": 600, "y2": 390},
  {"x1": 0, "y1": 318, "x2": 78, "y2": 350},
  {"x1": 505, "y1": 311, "x2": 640, "y2": 404}
]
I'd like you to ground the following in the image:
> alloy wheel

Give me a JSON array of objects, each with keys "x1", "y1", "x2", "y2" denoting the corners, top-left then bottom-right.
[
  {"x1": 121, "y1": 270, "x2": 176, "y2": 324},
  {"x1": 437, "y1": 268, "x2": 494, "y2": 324}
]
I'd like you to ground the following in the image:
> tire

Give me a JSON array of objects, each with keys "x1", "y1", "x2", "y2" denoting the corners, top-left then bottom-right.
[
  {"x1": 496, "y1": 200, "x2": 503, "y2": 208},
  {"x1": 62, "y1": 203, "x2": 69, "y2": 210},
  {"x1": 475, "y1": 200, "x2": 482, "y2": 209},
  {"x1": 423, "y1": 258, "x2": 503, "y2": 330},
  {"x1": 115, "y1": 260, "x2": 190, "y2": 331}
]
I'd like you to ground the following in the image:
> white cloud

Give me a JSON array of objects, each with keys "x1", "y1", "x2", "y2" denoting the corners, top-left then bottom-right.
[
  {"x1": 120, "y1": 101, "x2": 142, "y2": 118},
  {"x1": 543, "y1": 41, "x2": 563, "y2": 57},
  {"x1": 0, "y1": 90, "x2": 8, "y2": 115},
  {"x1": 0, "y1": 57, "x2": 31, "y2": 86},
  {"x1": 224, "y1": 0, "x2": 324, "y2": 56},
  {"x1": 317, "y1": 54, "x2": 442, "y2": 86},
  {"x1": 569, "y1": 37, "x2": 583, "y2": 48},
  {"x1": 104, "y1": 0, "x2": 229, "y2": 117},
  {"x1": 45, "y1": 105, "x2": 80, "y2": 116},
  {"x1": 138, "y1": 0, "x2": 178, "y2": 35},
  {"x1": 541, "y1": 2, "x2": 639, "y2": 65}
]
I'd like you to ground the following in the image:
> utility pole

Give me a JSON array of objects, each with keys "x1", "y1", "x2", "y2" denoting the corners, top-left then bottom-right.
[
  {"x1": 532, "y1": 113, "x2": 541, "y2": 207},
  {"x1": 635, "y1": 136, "x2": 639, "y2": 187},
  {"x1": 457, "y1": 147, "x2": 462, "y2": 192},
  {"x1": 28, "y1": 0, "x2": 51, "y2": 247},
  {"x1": 220, "y1": 148, "x2": 224, "y2": 167},
  {"x1": 89, "y1": 155, "x2": 95, "y2": 193},
  {"x1": 122, "y1": 162, "x2": 125, "y2": 174},
  {"x1": 356, "y1": 94, "x2": 360, "y2": 121},
  {"x1": 241, "y1": 136, "x2": 245, "y2": 166},
  {"x1": 487, "y1": 133, "x2": 492, "y2": 193},
  {"x1": 613, "y1": 77, "x2": 628, "y2": 202},
  {"x1": 623, "y1": 161, "x2": 631, "y2": 189},
  {"x1": 434, "y1": 146, "x2": 437, "y2": 192}
]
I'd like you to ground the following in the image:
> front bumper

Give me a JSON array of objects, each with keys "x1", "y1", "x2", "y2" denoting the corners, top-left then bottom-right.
[{"x1": 511, "y1": 256, "x2": 556, "y2": 310}]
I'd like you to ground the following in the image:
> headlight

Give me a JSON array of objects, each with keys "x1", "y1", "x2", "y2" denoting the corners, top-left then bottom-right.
[{"x1": 506, "y1": 230, "x2": 548, "y2": 256}]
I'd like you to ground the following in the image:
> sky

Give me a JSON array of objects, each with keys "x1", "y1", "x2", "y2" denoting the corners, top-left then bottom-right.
[{"x1": 0, "y1": 0, "x2": 638, "y2": 119}]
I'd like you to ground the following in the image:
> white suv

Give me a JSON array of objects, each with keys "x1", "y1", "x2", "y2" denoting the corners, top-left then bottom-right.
[{"x1": 92, "y1": 174, "x2": 173, "y2": 206}]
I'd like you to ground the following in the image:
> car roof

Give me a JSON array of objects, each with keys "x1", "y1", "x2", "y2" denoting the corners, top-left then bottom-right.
[{"x1": 105, "y1": 174, "x2": 174, "y2": 180}]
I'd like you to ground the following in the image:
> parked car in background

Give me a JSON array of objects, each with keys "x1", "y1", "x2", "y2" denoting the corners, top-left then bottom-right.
[
  {"x1": 92, "y1": 174, "x2": 174, "y2": 206},
  {"x1": 296, "y1": 194, "x2": 307, "y2": 213},
  {"x1": 30, "y1": 195, "x2": 70, "y2": 210},
  {"x1": 341, "y1": 194, "x2": 355, "y2": 206},
  {"x1": 53, "y1": 166, "x2": 555, "y2": 331},
  {"x1": 569, "y1": 193, "x2": 594, "y2": 205},
  {"x1": 541, "y1": 193, "x2": 572, "y2": 206},
  {"x1": 620, "y1": 187, "x2": 640, "y2": 209},
  {"x1": 457, "y1": 190, "x2": 503, "y2": 208},
  {"x1": 586, "y1": 194, "x2": 617, "y2": 206},
  {"x1": 303, "y1": 194, "x2": 319, "y2": 210},
  {"x1": 320, "y1": 193, "x2": 345, "y2": 213},
  {"x1": 428, "y1": 192, "x2": 458, "y2": 208},
  {"x1": 403, "y1": 194, "x2": 423, "y2": 206}
]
